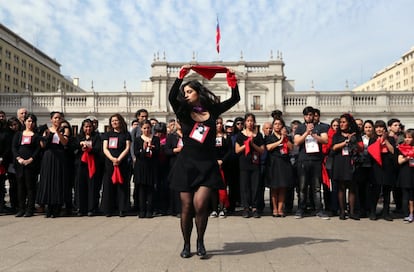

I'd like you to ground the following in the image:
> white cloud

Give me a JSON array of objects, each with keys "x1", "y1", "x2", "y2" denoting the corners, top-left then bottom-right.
[{"x1": 0, "y1": 0, "x2": 413, "y2": 91}]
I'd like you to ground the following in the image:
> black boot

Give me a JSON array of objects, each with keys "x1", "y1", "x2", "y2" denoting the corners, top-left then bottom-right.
[
  {"x1": 180, "y1": 243, "x2": 191, "y2": 258},
  {"x1": 196, "y1": 240, "x2": 206, "y2": 257}
]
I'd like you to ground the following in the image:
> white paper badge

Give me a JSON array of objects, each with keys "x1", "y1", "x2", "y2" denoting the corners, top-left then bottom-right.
[
  {"x1": 189, "y1": 123, "x2": 210, "y2": 143},
  {"x1": 108, "y1": 137, "x2": 118, "y2": 149},
  {"x1": 305, "y1": 135, "x2": 319, "y2": 153}
]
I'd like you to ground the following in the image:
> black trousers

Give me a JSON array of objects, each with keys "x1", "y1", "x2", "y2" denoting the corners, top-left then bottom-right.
[
  {"x1": 239, "y1": 168, "x2": 260, "y2": 209},
  {"x1": 297, "y1": 160, "x2": 323, "y2": 212},
  {"x1": 16, "y1": 166, "x2": 37, "y2": 211}
]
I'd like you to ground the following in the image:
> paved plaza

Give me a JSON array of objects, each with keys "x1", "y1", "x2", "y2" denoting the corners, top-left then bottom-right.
[{"x1": 0, "y1": 209, "x2": 413, "y2": 272}]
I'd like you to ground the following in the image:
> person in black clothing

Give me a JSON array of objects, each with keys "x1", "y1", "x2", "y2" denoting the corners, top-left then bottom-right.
[
  {"x1": 165, "y1": 121, "x2": 183, "y2": 216},
  {"x1": 294, "y1": 106, "x2": 330, "y2": 219},
  {"x1": 168, "y1": 64, "x2": 240, "y2": 258},
  {"x1": 12, "y1": 113, "x2": 42, "y2": 217},
  {"x1": 74, "y1": 119, "x2": 102, "y2": 216}
]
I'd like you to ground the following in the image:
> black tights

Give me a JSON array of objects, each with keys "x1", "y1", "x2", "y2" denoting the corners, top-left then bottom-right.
[
  {"x1": 180, "y1": 187, "x2": 211, "y2": 246},
  {"x1": 337, "y1": 180, "x2": 358, "y2": 215}
]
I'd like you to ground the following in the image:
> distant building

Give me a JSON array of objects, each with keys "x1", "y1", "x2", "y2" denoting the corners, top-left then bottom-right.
[
  {"x1": 354, "y1": 46, "x2": 414, "y2": 91},
  {"x1": 0, "y1": 23, "x2": 84, "y2": 93}
]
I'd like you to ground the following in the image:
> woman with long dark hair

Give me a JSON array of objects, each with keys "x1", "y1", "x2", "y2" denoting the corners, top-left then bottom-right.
[
  {"x1": 368, "y1": 120, "x2": 397, "y2": 221},
  {"x1": 331, "y1": 113, "x2": 363, "y2": 220},
  {"x1": 101, "y1": 113, "x2": 131, "y2": 217},
  {"x1": 168, "y1": 64, "x2": 240, "y2": 258},
  {"x1": 75, "y1": 119, "x2": 101, "y2": 216},
  {"x1": 235, "y1": 113, "x2": 265, "y2": 218},
  {"x1": 37, "y1": 111, "x2": 70, "y2": 218},
  {"x1": 265, "y1": 116, "x2": 293, "y2": 217},
  {"x1": 12, "y1": 113, "x2": 42, "y2": 217}
]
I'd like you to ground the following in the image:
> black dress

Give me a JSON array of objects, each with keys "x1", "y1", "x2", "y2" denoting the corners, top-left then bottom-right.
[
  {"x1": 398, "y1": 160, "x2": 414, "y2": 189},
  {"x1": 369, "y1": 137, "x2": 397, "y2": 186},
  {"x1": 168, "y1": 78, "x2": 240, "y2": 192},
  {"x1": 133, "y1": 136, "x2": 160, "y2": 186},
  {"x1": 331, "y1": 133, "x2": 362, "y2": 182},
  {"x1": 37, "y1": 132, "x2": 68, "y2": 205},
  {"x1": 101, "y1": 131, "x2": 132, "y2": 214},
  {"x1": 74, "y1": 133, "x2": 101, "y2": 214},
  {"x1": 265, "y1": 133, "x2": 293, "y2": 188}
]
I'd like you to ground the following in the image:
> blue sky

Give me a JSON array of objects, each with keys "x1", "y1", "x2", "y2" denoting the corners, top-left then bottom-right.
[{"x1": 1, "y1": 0, "x2": 413, "y2": 92}]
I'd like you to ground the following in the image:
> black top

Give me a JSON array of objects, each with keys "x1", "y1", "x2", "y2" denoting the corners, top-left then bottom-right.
[
  {"x1": 295, "y1": 123, "x2": 327, "y2": 161},
  {"x1": 236, "y1": 132, "x2": 264, "y2": 170},
  {"x1": 12, "y1": 132, "x2": 42, "y2": 161},
  {"x1": 102, "y1": 131, "x2": 132, "y2": 158},
  {"x1": 167, "y1": 78, "x2": 240, "y2": 191}
]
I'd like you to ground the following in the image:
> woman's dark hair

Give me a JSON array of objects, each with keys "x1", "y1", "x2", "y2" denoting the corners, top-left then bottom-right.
[
  {"x1": 7, "y1": 116, "x2": 21, "y2": 131},
  {"x1": 50, "y1": 111, "x2": 63, "y2": 119},
  {"x1": 374, "y1": 120, "x2": 387, "y2": 131},
  {"x1": 24, "y1": 113, "x2": 38, "y2": 129},
  {"x1": 405, "y1": 129, "x2": 414, "y2": 145},
  {"x1": 272, "y1": 116, "x2": 286, "y2": 128},
  {"x1": 244, "y1": 113, "x2": 256, "y2": 124},
  {"x1": 179, "y1": 80, "x2": 220, "y2": 111},
  {"x1": 60, "y1": 119, "x2": 73, "y2": 137},
  {"x1": 363, "y1": 119, "x2": 374, "y2": 128},
  {"x1": 232, "y1": 116, "x2": 244, "y2": 134},
  {"x1": 337, "y1": 113, "x2": 360, "y2": 136},
  {"x1": 108, "y1": 113, "x2": 128, "y2": 134},
  {"x1": 78, "y1": 119, "x2": 95, "y2": 138},
  {"x1": 330, "y1": 118, "x2": 340, "y2": 128},
  {"x1": 154, "y1": 122, "x2": 167, "y2": 134}
]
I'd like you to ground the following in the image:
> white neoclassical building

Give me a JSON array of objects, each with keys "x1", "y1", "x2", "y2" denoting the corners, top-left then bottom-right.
[
  {"x1": 1, "y1": 56, "x2": 414, "y2": 133},
  {"x1": 1, "y1": 20, "x2": 413, "y2": 131}
]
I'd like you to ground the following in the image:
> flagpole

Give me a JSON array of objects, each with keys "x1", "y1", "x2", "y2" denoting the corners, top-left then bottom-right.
[{"x1": 216, "y1": 14, "x2": 221, "y2": 61}]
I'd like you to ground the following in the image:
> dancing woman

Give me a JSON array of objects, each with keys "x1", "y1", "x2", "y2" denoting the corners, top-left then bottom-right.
[{"x1": 168, "y1": 64, "x2": 240, "y2": 258}]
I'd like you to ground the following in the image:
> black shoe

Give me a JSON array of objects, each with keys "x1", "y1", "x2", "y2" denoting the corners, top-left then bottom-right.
[
  {"x1": 138, "y1": 212, "x2": 145, "y2": 218},
  {"x1": 383, "y1": 214, "x2": 393, "y2": 221},
  {"x1": 145, "y1": 212, "x2": 153, "y2": 218},
  {"x1": 196, "y1": 241, "x2": 206, "y2": 257},
  {"x1": 253, "y1": 210, "x2": 261, "y2": 218},
  {"x1": 242, "y1": 210, "x2": 250, "y2": 218},
  {"x1": 119, "y1": 211, "x2": 126, "y2": 217},
  {"x1": 87, "y1": 212, "x2": 94, "y2": 217},
  {"x1": 180, "y1": 244, "x2": 191, "y2": 258},
  {"x1": 15, "y1": 210, "x2": 25, "y2": 217},
  {"x1": 24, "y1": 210, "x2": 34, "y2": 217},
  {"x1": 339, "y1": 213, "x2": 346, "y2": 220},
  {"x1": 349, "y1": 214, "x2": 360, "y2": 220}
]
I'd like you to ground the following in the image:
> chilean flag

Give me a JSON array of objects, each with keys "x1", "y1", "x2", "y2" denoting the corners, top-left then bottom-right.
[{"x1": 216, "y1": 16, "x2": 221, "y2": 53}]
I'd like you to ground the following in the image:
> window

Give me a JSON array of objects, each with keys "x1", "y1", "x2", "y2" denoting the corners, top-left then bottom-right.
[{"x1": 252, "y1": 95, "x2": 262, "y2": 110}]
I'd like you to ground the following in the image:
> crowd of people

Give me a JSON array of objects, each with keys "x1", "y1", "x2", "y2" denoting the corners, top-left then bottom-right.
[{"x1": 0, "y1": 101, "x2": 413, "y2": 225}]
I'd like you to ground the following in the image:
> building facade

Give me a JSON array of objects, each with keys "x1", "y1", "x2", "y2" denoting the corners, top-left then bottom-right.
[
  {"x1": 354, "y1": 46, "x2": 414, "y2": 92},
  {"x1": 1, "y1": 23, "x2": 413, "y2": 132},
  {"x1": 0, "y1": 23, "x2": 83, "y2": 94}
]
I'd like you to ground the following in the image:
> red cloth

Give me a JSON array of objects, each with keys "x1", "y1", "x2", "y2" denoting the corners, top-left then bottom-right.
[
  {"x1": 218, "y1": 168, "x2": 229, "y2": 208},
  {"x1": 216, "y1": 17, "x2": 221, "y2": 53},
  {"x1": 281, "y1": 137, "x2": 289, "y2": 154},
  {"x1": 322, "y1": 128, "x2": 336, "y2": 155},
  {"x1": 0, "y1": 165, "x2": 5, "y2": 176},
  {"x1": 244, "y1": 137, "x2": 252, "y2": 156},
  {"x1": 179, "y1": 65, "x2": 238, "y2": 88},
  {"x1": 399, "y1": 144, "x2": 414, "y2": 158},
  {"x1": 111, "y1": 165, "x2": 124, "y2": 184},
  {"x1": 367, "y1": 139, "x2": 382, "y2": 166},
  {"x1": 81, "y1": 149, "x2": 96, "y2": 179},
  {"x1": 321, "y1": 157, "x2": 331, "y2": 189}
]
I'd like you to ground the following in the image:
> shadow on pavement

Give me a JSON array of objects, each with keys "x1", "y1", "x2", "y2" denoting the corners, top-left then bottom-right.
[{"x1": 209, "y1": 236, "x2": 347, "y2": 256}]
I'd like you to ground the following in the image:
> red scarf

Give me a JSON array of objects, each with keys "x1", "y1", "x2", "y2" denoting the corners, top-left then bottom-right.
[
  {"x1": 399, "y1": 144, "x2": 414, "y2": 158},
  {"x1": 281, "y1": 137, "x2": 289, "y2": 154},
  {"x1": 367, "y1": 138, "x2": 382, "y2": 166},
  {"x1": 112, "y1": 165, "x2": 124, "y2": 184},
  {"x1": 81, "y1": 149, "x2": 96, "y2": 179},
  {"x1": 244, "y1": 137, "x2": 252, "y2": 156},
  {"x1": 179, "y1": 65, "x2": 237, "y2": 88}
]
